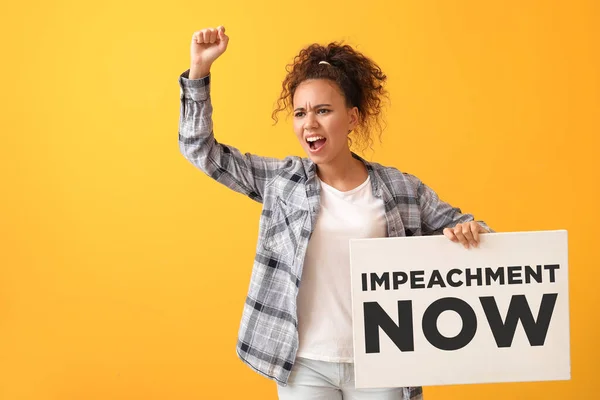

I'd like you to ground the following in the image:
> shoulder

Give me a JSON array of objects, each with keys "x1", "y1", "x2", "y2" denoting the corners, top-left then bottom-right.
[
  {"x1": 262, "y1": 154, "x2": 306, "y2": 177},
  {"x1": 280, "y1": 155, "x2": 309, "y2": 178},
  {"x1": 368, "y1": 161, "x2": 422, "y2": 194}
]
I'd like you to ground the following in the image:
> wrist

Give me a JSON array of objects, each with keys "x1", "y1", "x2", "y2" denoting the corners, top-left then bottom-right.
[{"x1": 189, "y1": 64, "x2": 211, "y2": 80}]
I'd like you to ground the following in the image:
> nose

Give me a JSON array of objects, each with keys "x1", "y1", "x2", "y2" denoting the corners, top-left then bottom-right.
[{"x1": 304, "y1": 111, "x2": 318, "y2": 131}]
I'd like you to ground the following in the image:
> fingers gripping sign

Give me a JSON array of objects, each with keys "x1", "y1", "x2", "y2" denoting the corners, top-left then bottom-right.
[{"x1": 443, "y1": 221, "x2": 489, "y2": 249}]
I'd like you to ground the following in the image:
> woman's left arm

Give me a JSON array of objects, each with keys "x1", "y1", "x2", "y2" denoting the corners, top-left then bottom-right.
[{"x1": 412, "y1": 174, "x2": 494, "y2": 248}]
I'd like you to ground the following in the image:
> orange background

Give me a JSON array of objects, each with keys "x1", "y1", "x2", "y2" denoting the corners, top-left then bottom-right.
[{"x1": 1, "y1": 0, "x2": 598, "y2": 399}]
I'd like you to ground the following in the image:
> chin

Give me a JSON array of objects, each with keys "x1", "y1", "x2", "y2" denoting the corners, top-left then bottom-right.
[{"x1": 306, "y1": 153, "x2": 333, "y2": 166}]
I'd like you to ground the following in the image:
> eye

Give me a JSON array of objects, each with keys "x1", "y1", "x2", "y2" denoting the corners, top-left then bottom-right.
[
  {"x1": 317, "y1": 109, "x2": 331, "y2": 115},
  {"x1": 294, "y1": 111, "x2": 305, "y2": 118}
]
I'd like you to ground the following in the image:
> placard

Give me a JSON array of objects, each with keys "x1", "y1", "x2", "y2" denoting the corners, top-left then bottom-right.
[{"x1": 349, "y1": 230, "x2": 570, "y2": 388}]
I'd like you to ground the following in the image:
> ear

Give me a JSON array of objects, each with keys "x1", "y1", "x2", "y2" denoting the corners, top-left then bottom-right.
[{"x1": 348, "y1": 106, "x2": 359, "y2": 132}]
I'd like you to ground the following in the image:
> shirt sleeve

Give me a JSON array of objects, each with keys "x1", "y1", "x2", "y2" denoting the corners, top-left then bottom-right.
[
  {"x1": 411, "y1": 175, "x2": 494, "y2": 235},
  {"x1": 178, "y1": 69, "x2": 285, "y2": 203}
]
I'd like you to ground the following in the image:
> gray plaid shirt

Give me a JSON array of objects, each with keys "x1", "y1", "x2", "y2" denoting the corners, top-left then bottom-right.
[{"x1": 178, "y1": 69, "x2": 492, "y2": 398}]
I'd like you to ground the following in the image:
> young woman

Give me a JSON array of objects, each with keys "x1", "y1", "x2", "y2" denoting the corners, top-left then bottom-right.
[{"x1": 178, "y1": 26, "x2": 493, "y2": 400}]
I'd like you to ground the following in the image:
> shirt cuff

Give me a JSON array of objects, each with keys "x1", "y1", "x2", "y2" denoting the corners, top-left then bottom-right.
[{"x1": 179, "y1": 69, "x2": 210, "y2": 102}]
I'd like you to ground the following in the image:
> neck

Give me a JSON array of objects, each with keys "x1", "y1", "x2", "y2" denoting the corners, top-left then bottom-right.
[{"x1": 315, "y1": 148, "x2": 368, "y2": 191}]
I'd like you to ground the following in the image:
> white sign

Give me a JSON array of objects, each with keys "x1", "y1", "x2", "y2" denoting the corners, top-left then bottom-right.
[{"x1": 349, "y1": 230, "x2": 570, "y2": 388}]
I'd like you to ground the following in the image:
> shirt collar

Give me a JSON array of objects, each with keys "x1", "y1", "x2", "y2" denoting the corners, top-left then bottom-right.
[{"x1": 303, "y1": 152, "x2": 381, "y2": 197}]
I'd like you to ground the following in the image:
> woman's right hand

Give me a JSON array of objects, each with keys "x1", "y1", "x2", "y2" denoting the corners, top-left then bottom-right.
[{"x1": 189, "y1": 26, "x2": 229, "y2": 79}]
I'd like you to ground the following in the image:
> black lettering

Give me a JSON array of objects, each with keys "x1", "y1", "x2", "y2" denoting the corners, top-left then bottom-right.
[
  {"x1": 370, "y1": 272, "x2": 390, "y2": 291},
  {"x1": 393, "y1": 271, "x2": 408, "y2": 289},
  {"x1": 447, "y1": 269, "x2": 463, "y2": 287},
  {"x1": 480, "y1": 294, "x2": 558, "y2": 347},
  {"x1": 411, "y1": 270, "x2": 425, "y2": 289},
  {"x1": 364, "y1": 301, "x2": 414, "y2": 353},
  {"x1": 485, "y1": 267, "x2": 505, "y2": 285},
  {"x1": 422, "y1": 297, "x2": 477, "y2": 351},
  {"x1": 507, "y1": 266, "x2": 522, "y2": 284},
  {"x1": 544, "y1": 264, "x2": 560, "y2": 283},
  {"x1": 465, "y1": 268, "x2": 482, "y2": 286},
  {"x1": 362, "y1": 273, "x2": 368, "y2": 291},
  {"x1": 427, "y1": 270, "x2": 447, "y2": 288},
  {"x1": 525, "y1": 265, "x2": 543, "y2": 284}
]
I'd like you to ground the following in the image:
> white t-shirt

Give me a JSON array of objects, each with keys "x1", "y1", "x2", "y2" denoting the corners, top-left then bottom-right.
[{"x1": 296, "y1": 175, "x2": 387, "y2": 362}]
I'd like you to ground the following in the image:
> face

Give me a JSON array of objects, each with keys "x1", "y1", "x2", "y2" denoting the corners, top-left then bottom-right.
[{"x1": 292, "y1": 79, "x2": 358, "y2": 165}]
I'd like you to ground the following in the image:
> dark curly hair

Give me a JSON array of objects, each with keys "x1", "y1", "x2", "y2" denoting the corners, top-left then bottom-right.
[{"x1": 272, "y1": 42, "x2": 389, "y2": 152}]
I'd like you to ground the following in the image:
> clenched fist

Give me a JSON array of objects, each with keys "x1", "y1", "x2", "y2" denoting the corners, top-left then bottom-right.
[{"x1": 189, "y1": 26, "x2": 229, "y2": 79}]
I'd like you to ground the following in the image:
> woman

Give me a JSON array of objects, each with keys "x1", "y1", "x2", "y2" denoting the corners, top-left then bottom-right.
[{"x1": 178, "y1": 26, "x2": 493, "y2": 400}]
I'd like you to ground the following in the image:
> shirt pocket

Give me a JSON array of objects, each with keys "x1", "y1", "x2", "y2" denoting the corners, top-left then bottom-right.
[{"x1": 263, "y1": 196, "x2": 308, "y2": 263}]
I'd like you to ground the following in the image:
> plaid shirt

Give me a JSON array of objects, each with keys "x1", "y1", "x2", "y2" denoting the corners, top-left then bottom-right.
[{"x1": 178, "y1": 69, "x2": 492, "y2": 398}]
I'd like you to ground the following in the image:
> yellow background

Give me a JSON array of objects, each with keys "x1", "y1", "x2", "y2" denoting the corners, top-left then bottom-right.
[{"x1": 1, "y1": 0, "x2": 598, "y2": 399}]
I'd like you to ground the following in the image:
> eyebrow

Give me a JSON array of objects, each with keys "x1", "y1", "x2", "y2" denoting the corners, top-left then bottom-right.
[{"x1": 293, "y1": 104, "x2": 332, "y2": 112}]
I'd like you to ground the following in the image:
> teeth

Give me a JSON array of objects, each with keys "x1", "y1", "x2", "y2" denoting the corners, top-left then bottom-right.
[{"x1": 306, "y1": 136, "x2": 325, "y2": 142}]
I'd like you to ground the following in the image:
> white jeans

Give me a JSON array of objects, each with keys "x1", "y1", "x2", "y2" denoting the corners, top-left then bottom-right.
[{"x1": 276, "y1": 357, "x2": 407, "y2": 399}]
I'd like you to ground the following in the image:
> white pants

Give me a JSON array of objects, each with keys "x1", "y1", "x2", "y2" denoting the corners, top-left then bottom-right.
[{"x1": 276, "y1": 357, "x2": 407, "y2": 399}]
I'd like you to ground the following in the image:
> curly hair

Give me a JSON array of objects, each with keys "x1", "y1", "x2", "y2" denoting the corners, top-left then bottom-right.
[{"x1": 272, "y1": 42, "x2": 389, "y2": 153}]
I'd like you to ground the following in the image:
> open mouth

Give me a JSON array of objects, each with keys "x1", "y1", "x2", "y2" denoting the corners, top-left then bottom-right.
[{"x1": 306, "y1": 136, "x2": 327, "y2": 152}]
